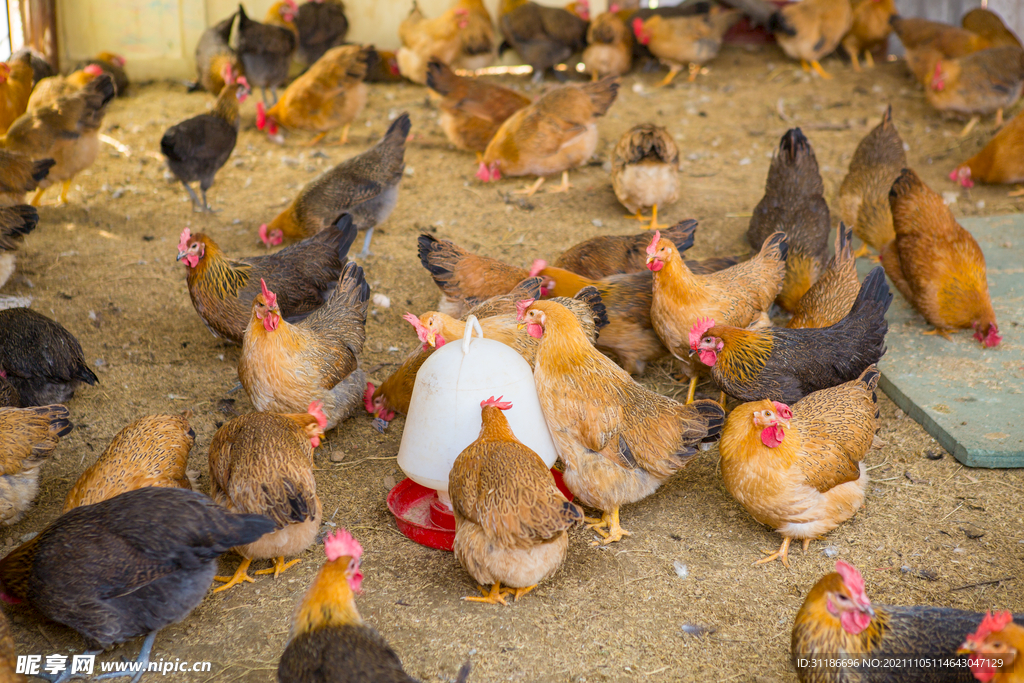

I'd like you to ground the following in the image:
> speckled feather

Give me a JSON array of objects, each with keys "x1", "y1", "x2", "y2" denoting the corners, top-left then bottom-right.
[
  {"x1": 554, "y1": 220, "x2": 695, "y2": 280},
  {"x1": 788, "y1": 223, "x2": 860, "y2": 329},
  {"x1": 0, "y1": 405, "x2": 71, "y2": 525},
  {"x1": 610, "y1": 123, "x2": 680, "y2": 215}
]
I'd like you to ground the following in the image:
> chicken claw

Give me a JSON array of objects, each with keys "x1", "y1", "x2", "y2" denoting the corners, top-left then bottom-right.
[
  {"x1": 754, "y1": 537, "x2": 792, "y2": 568},
  {"x1": 587, "y1": 507, "x2": 632, "y2": 545},
  {"x1": 514, "y1": 177, "x2": 545, "y2": 196},
  {"x1": 254, "y1": 556, "x2": 301, "y2": 578},
  {"x1": 644, "y1": 204, "x2": 669, "y2": 231},
  {"x1": 546, "y1": 170, "x2": 572, "y2": 194},
  {"x1": 212, "y1": 557, "x2": 255, "y2": 592},
  {"x1": 512, "y1": 584, "x2": 537, "y2": 601},
  {"x1": 463, "y1": 582, "x2": 510, "y2": 606},
  {"x1": 809, "y1": 60, "x2": 832, "y2": 80},
  {"x1": 655, "y1": 65, "x2": 681, "y2": 87},
  {"x1": 922, "y1": 327, "x2": 953, "y2": 340},
  {"x1": 92, "y1": 632, "x2": 157, "y2": 683}
]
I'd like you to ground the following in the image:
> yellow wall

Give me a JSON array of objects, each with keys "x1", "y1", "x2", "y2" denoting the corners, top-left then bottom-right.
[{"x1": 57, "y1": 0, "x2": 606, "y2": 80}]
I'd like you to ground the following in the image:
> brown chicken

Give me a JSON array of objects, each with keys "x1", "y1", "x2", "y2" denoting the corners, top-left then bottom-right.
[
  {"x1": 8, "y1": 47, "x2": 52, "y2": 87},
  {"x1": 748, "y1": 128, "x2": 831, "y2": 312},
  {"x1": 690, "y1": 266, "x2": 891, "y2": 404},
  {"x1": 719, "y1": 366, "x2": 879, "y2": 566},
  {"x1": 62, "y1": 412, "x2": 195, "y2": 512},
  {"x1": 841, "y1": 0, "x2": 895, "y2": 71},
  {"x1": 426, "y1": 59, "x2": 531, "y2": 153},
  {"x1": 889, "y1": 15, "x2": 992, "y2": 85},
  {"x1": 0, "y1": 404, "x2": 71, "y2": 525},
  {"x1": 837, "y1": 106, "x2": 907, "y2": 258},
  {"x1": 208, "y1": 405, "x2": 325, "y2": 591},
  {"x1": 768, "y1": 0, "x2": 853, "y2": 79},
  {"x1": 193, "y1": 12, "x2": 240, "y2": 94},
  {"x1": 477, "y1": 77, "x2": 618, "y2": 195},
  {"x1": 962, "y1": 9, "x2": 1022, "y2": 50},
  {"x1": 951, "y1": 109, "x2": 1024, "y2": 188},
  {"x1": 258, "y1": 44, "x2": 370, "y2": 145},
  {"x1": 25, "y1": 64, "x2": 104, "y2": 110},
  {"x1": 498, "y1": 0, "x2": 589, "y2": 83},
  {"x1": 612, "y1": 123, "x2": 679, "y2": 230},
  {"x1": 926, "y1": 46, "x2": 1024, "y2": 132},
  {"x1": 0, "y1": 608, "x2": 24, "y2": 682},
  {"x1": 788, "y1": 224, "x2": 860, "y2": 330},
  {"x1": 0, "y1": 53, "x2": 35, "y2": 135},
  {"x1": 262, "y1": 113, "x2": 409, "y2": 258},
  {"x1": 397, "y1": 1, "x2": 470, "y2": 85},
  {"x1": 449, "y1": 397, "x2": 582, "y2": 604},
  {"x1": 519, "y1": 300, "x2": 724, "y2": 544},
  {"x1": 792, "y1": 561, "x2": 1024, "y2": 683},
  {"x1": 0, "y1": 204, "x2": 38, "y2": 291},
  {"x1": 960, "y1": 612, "x2": 1024, "y2": 683},
  {"x1": 80, "y1": 51, "x2": 130, "y2": 97},
  {"x1": 453, "y1": 0, "x2": 496, "y2": 70},
  {"x1": 239, "y1": 263, "x2": 368, "y2": 430},
  {"x1": 583, "y1": 11, "x2": 633, "y2": 79},
  {"x1": 648, "y1": 230, "x2": 787, "y2": 402},
  {"x1": 882, "y1": 168, "x2": 1001, "y2": 347},
  {"x1": 0, "y1": 151, "x2": 53, "y2": 208},
  {"x1": 554, "y1": 220, "x2": 698, "y2": 280},
  {"x1": 631, "y1": 6, "x2": 741, "y2": 86},
  {"x1": 365, "y1": 49, "x2": 404, "y2": 83},
  {"x1": 178, "y1": 216, "x2": 356, "y2": 344},
  {"x1": 0, "y1": 307, "x2": 98, "y2": 406}
]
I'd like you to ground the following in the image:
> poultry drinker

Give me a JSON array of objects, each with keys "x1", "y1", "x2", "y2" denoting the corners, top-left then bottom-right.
[{"x1": 389, "y1": 317, "x2": 569, "y2": 550}]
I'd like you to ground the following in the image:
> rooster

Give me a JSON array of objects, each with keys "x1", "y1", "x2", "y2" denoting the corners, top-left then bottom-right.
[
  {"x1": 519, "y1": 299, "x2": 724, "y2": 544},
  {"x1": 238, "y1": 263, "x2": 368, "y2": 430},
  {"x1": 690, "y1": 267, "x2": 891, "y2": 404}
]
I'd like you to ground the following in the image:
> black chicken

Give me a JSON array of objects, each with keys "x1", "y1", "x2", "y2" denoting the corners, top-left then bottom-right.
[
  {"x1": 499, "y1": 1, "x2": 589, "y2": 82},
  {"x1": 237, "y1": 3, "x2": 297, "y2": 106},
  {"x1": 0, "y1": 308, "x2": 98, "y2": 406},
  {"x1": 294, "y1": 0, "x2": 349, "y2": 67}
]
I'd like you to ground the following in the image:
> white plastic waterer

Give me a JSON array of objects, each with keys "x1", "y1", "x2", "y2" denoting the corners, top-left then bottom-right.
[{"x1": 396, "y1": 316, "x2": 558, "y2": 509}]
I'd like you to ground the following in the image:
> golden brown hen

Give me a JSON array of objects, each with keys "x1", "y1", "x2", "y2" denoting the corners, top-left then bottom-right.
[
  {"x1": 788, "y1": 224, "x2": 860, "y2": 330},
  {"x1": 583, "y1": 11, "x2": 633, "y2": 80},
  {"x1": 631, "y1": 6, "x2": 741, "y2": 86},
  {"x1": 611, "y1": 123, "x2": 679, "y2": 230},
  {"x1": 842, "y1": 0, "x2": 895, "y2": 71},
  {"x1": 889, "y1": 15, "x2": 992, "y2": 84},
  {"x1": 768, "y1": 0, "x2": 853, "y2": 79},
  {"x1": 925, "y1": 46, "x2": 1024, "y2": 132},
  {"x1": 951, "y1": 108, "x2": 1024, "y2": 188},
  {"x1": 0, "y1": 404, "x2": 71, "y2": 525}
]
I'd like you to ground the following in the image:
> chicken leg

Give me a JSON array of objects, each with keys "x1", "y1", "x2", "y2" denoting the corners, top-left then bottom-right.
[
  {"x1": 254, "y1": 556, "x2": 301, "y2": 578},
  {"x1": 547, "y1": 170, "x2": 572, "y2": 194},
  {"x1": 922, "y1": 327, "x2": 953, "y2": 340},
  {"x1": 655, "y1": 64, "x2": 681, "y2": 87},
  {"x1": 463, "y1": 582, "x2": 511, "y2": 605},
  {"x1": 755, "y1": 536, "x2": 792, "y2": 568},
  {"x1": 685, "y1": 375, "x2": 698, "y2": 404},
  {"x1": 30, "y1": 187, "x2": 47, "y2": 207},
  {"x1": 960, "y1": 116, "x2": 980, "y2": 137},
  {"x1": 863, "y1": 50, "x2": 875, "y2": 68},
  {"x1": 212, "y1": 557, "x2": 255, "y2": 592},
  {"x1": 512, "y1": 584, "x2": 537, "y2": 601},
  {"x1": 58, "y1": 180, "x2": 72, "y2": 205},
  {"x1": 93, "y1": 631, "x2": 157, "y2": 683},
  {"x1": 809, "y1": 60, "x2": 832, "y2": 80},
  {"x1": 357, "y1": 226, "x2": 374, "y2": 258},
  {"x1": 586, "y1": 506, "x2": 631, "y2": 545},
  {"x1": 514, "y1": 177, "x2": 545, "y2": 196},
  {"x1": 644, "y1": 204, "x2": 669, "y2": 230}
]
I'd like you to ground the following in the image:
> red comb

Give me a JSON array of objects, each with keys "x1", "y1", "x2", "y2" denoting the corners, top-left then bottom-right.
[
  {"x1": 646, "y1": 230, "x2": 661, "y2": 256},
  {"x1": 308, "y1": 401, "x2": 328, "y2": 430},
  {"x1": 222, "y1": 62, "x2": 234, "y2": 84},
  {"x1": 363, "y1": 382, "x2": 376, "y2": 413},
  {"x1": 835, "y1": 561, "x2": 869, "y2": 605},
  {"x1": 967, "y1": 611, "x2": 1014, "y2": 644},
  {"x1": 324, "y1": 528, "x2": 363, "y2": 562},
  {"x1": 529, "y1": 259, "x2": 547, "y2": 277},
  {"x1": 84, "y1": 64, "x2": 104, "y2": 77},
  {"x1": 481, "y1": 395, "x2": 513, "y2": 410},
  {"x1": 689, "y1": 317, "x2": 715, "y2": 350},
  {"x1": 256, "y1": 101, "x2": 266, "y2": 131},
  {"x1": 177, "y1": 227, "x2": 191, "y2": 252},
  {"x1": 516, "y1": 299, "x2": 535, "y2": 321},
  {"x1": 260, "y1": 279, "x2": 278, "y2": 309},
  {"x1": 772, "y1": 402, "x2": 792, "y2": 420}
]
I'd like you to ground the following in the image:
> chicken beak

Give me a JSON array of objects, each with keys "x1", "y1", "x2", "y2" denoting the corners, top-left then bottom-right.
[
  {"x1": 646, "y1": 255, "x2": 655, "y2": 265},
  {"x1": 861, "y1": 603, "x2": 875, "y2": 619},
  {"x1": 688, "y1": 348, "x2": 696, "y2": 357},
  {"x1": 517, "y1": 323, "x2": 525, "y2": 330},
  {"x1": 427, "y1": 332, "x2": 437, "y2": 348},
  {"x1": 780, "y1": 418, "x2": 792, "y2": 430},
  {"x1": 176, "y1": 251, "x2": 186, "y2": 261}
]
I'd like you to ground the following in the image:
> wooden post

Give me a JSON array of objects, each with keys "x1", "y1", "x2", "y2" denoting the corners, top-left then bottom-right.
[{"x1": 15, "y1": 0, "x2": 57, "y2": 70}]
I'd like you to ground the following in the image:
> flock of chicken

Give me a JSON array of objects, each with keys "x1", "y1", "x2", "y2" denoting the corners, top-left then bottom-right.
[{"x1": 0, "y1": 0, "x2": 1021, "y2": 681}]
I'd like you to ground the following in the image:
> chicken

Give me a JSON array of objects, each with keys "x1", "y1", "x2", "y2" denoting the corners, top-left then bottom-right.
[
  {"x1": 364, "y1": 347, "x2": 433, "y2": 430},
  {"x1": 162, "y1": 67, "x2": 250, "y2": 212},
  {"x1": 239, "y1": 263, "x2": 368, "y2": 430},
  {"x1": 925, "y1": 46, "x2": 1024, "y2": 132},
  {"x1": 0, "y1": 608, "x2": 24, "y2": 683},
  {"x1": 960, "y1": 612, "x2": 1024, "y2": 683},
  {"x1": 477, "y1": 77, "x2": 619, "y2": 196},
  {"x1": 0, "y1": 53, "x2": 35, "y2": 135},
  {"x1": 841, "y1": 0, "x2": 895, "y2": 72},
  {"x1": 0, "y1": 488, "x2": 275, "y2": 677},
  {"x1": 208, "y1": 405, "x2": 325, "y2": 592},
  {"x1": 278, "y1": 529, "x2": 470, "y2": 683},
  {"x1": 648, "y1": 230, "x2": 788, "y2": 402},
  {"x1": 837, "y1": 106, "x2": 907, "y2": 258},
  {"x1": 792, "y1": 561, "x2": 1024, "y2": 683},
  {"x1": 768, "y1": 0, "x2": 853, "y2": 79},
  {"x1": 889, "y1": 15, "x2": 992, "y2": 85},
  {"x1": 8, "y1": 47, "x2": 52, "y2": 87},
  {"x1": 719, "y1": 367, "x2": 879, "y2": 567},
  {"x1": 80, "y1": 52, "x2": 129, "y2": 96},
  {"x1": 690, "y1": 266, "x2": 891, "y2": 404},
  {"x1": 258, "y1": 45, "x2": 371, "y2": 145},
  {"x1": 192, "y1": 13, "x2": 240, "y2": 94},
  {"x1": 612, "y1": 123, "x2": 679, "y2": 230},
  {"x1": 25, "y1": 64, "x2": 104, "y2": 110},
  {"x1": 453, "y1": 0, "x2": 496, "y2": 71},
  {"x1": 3, "y1": 74, "x2": 115, "y2": 207},
  {"x1": 237, "y1": 2, "x2": 297, "y2": 106},
  {"x1": 0, "y1": 151, "x2": 53, "y2": 207},
  {"x1": 0, "y1": 404, "x2": 71, "y2": 525},
  {"x1": 294, "y1": 0, "x2": 349, "y2": 67},
  {"x1": 365, "y1": 49, "x2": 404, "y2": 83},
  {"x1": 748, "y1": 128, "x2": 831, "y2": 312},
  {"x1": 178, "y1": 216, "x2": 357, "y2": 345},
  {"x1": 631, "y1": 6, "x2": 741, "y2": 86},
  {"x1": 0, "y1": 307, "x2": 98, "y2": 406},
  {"x1": 962, "y1": 9, "x2": 1022, "y2": 50},
  {"x1": 519, "y1": 300, "x2": 724, "y2": 544},
  {"x1": 62, "y1": 412, "x2": 195, "y2": 512},
  {"x1": 582, "y1": 11, "x2": 633, "y2": 79},
  {"x1": 449, "y1": 397, "x2": 582, "y2": 604},
  {"x1": 396, "y1": 1, "x2": 470, "y2": 85},
  {"x1": 882, "y1": 168, "x2": 1000, "y2": 347},
  {"x1": 498, "y1": 0, "x2": 589, "y2": 83},
  {"x1": 788, "y1": 224, "x2": 860, "y2": 330},
  {"x1": 0, "y1": 204, "x2": 38, "y2": 291},
  {"x1": 426, "y1": 58, "x2": 531, "y2": 154},
  {"x1": 951, "y1": 109, "x2": 1024, "y2": 188},
  {"x1": 262, "y1": 113, "x2": 409, "y2": 258}
]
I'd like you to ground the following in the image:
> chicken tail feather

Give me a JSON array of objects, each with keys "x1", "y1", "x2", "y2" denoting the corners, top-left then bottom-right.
[{"x1": 691, "y1": 399, "x2": 725, "y2": 443}]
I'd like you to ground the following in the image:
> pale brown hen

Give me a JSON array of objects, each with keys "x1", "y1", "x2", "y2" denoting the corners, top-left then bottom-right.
[
  {"x1": 0, "y1": 404, "x2": 71, "y2": 525},
  {"x1": 788, "y1": 224, "x2": 860, "y2": 330}
]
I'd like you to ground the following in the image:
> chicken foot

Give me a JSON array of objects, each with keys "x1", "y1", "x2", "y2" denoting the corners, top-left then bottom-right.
[
  {"x1": 755, "y1": 536, "x2": 792, "y2": 568},
  {"x1": 922, "y1": 327, "x2": 953, "y2": 340},
  {"x1": 800, "y1": 59, "x2": 833, "y2": 80},
  {"x1": 212, "y1": 557, "x2": 255, "y2": 592},
  {"x1": 463, "y1": 582, "x2": 511, "y2": 606},
  {"x1": 514, "y1": 177, "x2": 545, "y2": 196},
  {"x1": 254, "y1": 556, "x2": 301, "y2": 578},
  {"x1": 586, "y1": 506, "x2": 632, "y2": 545},
  {"x1": 357, "y1": 226, "x2": 375, "y2": 258},
  {"x1": 654, "y1": 64, "x2": 681, "y2": 88},
  {"x1": 547, "y1": 170, "x2": 571, "y2": 194},
  {"x1": 93, "y1": 631, "x2": 158, "y2": 683},
  {"x1": 960, "y1": 116, "x2": 981, "y2": 137},
  {"x1": 34, "y1": 651, "x2": 103, "y2": 682}
]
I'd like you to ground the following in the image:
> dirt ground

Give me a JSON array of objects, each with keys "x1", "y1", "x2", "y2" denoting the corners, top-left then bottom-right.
[{"x1": 3, "y1": 45, "x2": 1023, "y2": 683}]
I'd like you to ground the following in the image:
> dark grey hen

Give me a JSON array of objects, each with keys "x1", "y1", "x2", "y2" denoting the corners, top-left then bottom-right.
[{"x1": 0, "y1": 308, "x2": 98, "y2": 406}]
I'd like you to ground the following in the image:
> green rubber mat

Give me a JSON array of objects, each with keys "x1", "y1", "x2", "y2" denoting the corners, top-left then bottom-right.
[{"x1": 856, "y1": 214, "x2": 1023, "y2": 468}]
